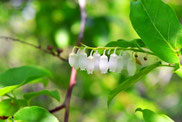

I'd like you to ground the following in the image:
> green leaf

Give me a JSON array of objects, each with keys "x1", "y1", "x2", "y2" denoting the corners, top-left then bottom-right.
[
  {"x1": 105, "y1": 39, "x2": 145, "y2": 48},
  {"x1": 0, "y1": 66, "x2": 52, "y2": 96},
  {"x1": 14, "y1": 106, "x2": 59, "y2": 122},
  {"x1": 175, "y1": 65, "x2": 182, "y2": 78},
  {"x1": 16, "y1": 99, "x2": 28, "y2": 107},
  {"x1": 108, "y1": 62, "x2": 160, "y2": 106},
  {"x1": 24, "y1": 90, "x2": 60, "y2": 102},
  {"x1": 0, "y1": 99, "x2": 26, "y2": 116},
  {"x1": 176, "y1": 26, "x2": 182, "y2": 50},
  {"x1": 0, "y1": 120, "x2": 6, "y2": 122},
  {"x1": 130, "y1": 0, "x2": 180, "y2": 63},
  {"x1": 136, "y1": 108, "x2": 174, "y2": 122},
  {"x1": 135, "y1": 39, "x2": 146, "y2": 47}
]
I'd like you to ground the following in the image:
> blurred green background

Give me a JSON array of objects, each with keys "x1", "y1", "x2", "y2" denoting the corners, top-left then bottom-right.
[{"x1": 0, "y1": 0, "x2": 182, "y2": 122}]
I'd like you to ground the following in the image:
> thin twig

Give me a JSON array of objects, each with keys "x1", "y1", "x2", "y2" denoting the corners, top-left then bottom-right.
[
  {"x1": 49, "y1": 103, "x2": 65, "y2": 113},
  {"x1": 49, "y1": 0, "x2": 87, "y2": 122},
  {"x1": 0, "y1": 116, "x2": 8, "y2": 120},
  {"x1": 0, "y1": 36, "x2": 68, "y2": 62},
  {"x1": 63, "y1": 68, "x2": 77, "y2": 122}
]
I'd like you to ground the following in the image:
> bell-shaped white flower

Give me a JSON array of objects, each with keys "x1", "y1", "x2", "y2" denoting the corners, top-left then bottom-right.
[
  {"x1": 115, "y1": 51, "x2": 124, "y2": 73},
  {"x1": 69, "y1": 47, "x2": 79, "y2": 69},
  {"x1": 78, "y1": 48, "x2": 87, "y2": 70},
  {"x1": 122, "y1": 51, "x2": 130, "y2": 69},
  {"x1": 127, "y1": 55, "x2": 136, "y2": 76},
  {"x1": 109, "y1": 48, "x2": 118, "y2": 72},
  {"x1": 99, "y1": 49, "x2": 109, "y2": 74},
  {"x1": 69, "y1": 47, "x2": 76, "y2": 67},
  {"x1": 86, "y1": 50, "x2": 95, "y2": 74},
  {"x1": 93, "y1": 50, "x2": 100, "y2": 71}
]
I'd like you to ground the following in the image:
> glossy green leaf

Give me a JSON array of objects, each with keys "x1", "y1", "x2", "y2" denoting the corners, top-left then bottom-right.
[
  {"x1": 175, "y1": 65, "x2": 182, "y2": 78},
  {"x1": 176, "y1": 26, "x2": 182, "y2": 50},
  {"x1": 108, "y1": 62, "x2": 160, "y2": 106},
  {"x1": 14, "y1": 106, "x2": 59, "y2": 122},
  {"x1": 105, "y1": 39, "x2": 145, "y2": 48},
  {"x1": 136, "y1": 108, "x2": 174, "y2": 122},
  {"x1": 24, "y1": 90, "x2": 60, "y2": 102},
  {"x1": 0, "y1": 66, "x2": 52, "y2": 96},
  {"x1": 0, "y1": 99, "x2": 27, "y2": 116},
  {"x1": 130, "y1": 0, "x2": 180, "y2": 63}
]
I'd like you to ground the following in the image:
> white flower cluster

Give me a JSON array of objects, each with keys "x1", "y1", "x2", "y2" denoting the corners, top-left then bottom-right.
[{"x1": 69, "y1": 47, "x2": 137, "y2": 75}]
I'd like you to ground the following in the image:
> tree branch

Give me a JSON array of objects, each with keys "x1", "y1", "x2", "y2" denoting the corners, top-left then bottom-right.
[
  {"x1": 49, "y1": 0, "x2": 87, "y2": 122},
  {"x1": 77, "y1": 0, "x2": 87, "y2": 46},
  {"x1": 49, "y1": 104, "x2": 65, "y2": 113},
  {"x1": 0, "y1": 36, "x2": 68, "y2": 62},
  {"x1": 0, "y1": 0, "x2": 87, "y2": 122}
]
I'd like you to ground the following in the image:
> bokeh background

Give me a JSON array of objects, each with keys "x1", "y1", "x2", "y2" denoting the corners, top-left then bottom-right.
[{"x1": 0, "y1": 0, "x2": 182, "y2": 122}]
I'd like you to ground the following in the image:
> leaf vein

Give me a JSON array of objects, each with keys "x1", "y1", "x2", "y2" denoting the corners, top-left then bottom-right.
[{"x1": 139, "y1": 0, "x2": 175, "y2": 52}]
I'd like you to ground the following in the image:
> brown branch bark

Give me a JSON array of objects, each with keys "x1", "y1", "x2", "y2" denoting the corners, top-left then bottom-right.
[
  {"x1": 0, "y1": 116, "x2": 8, "y2": 120},
  {"x1": 77, "y1": 0, "x2": 87, "y2": 46},
  {"x1": 0, "y1": 36, "x2": 68, "y2": 62},
  {"x1": 49, "y1": 0, "x2": 87, "y2": 122}
]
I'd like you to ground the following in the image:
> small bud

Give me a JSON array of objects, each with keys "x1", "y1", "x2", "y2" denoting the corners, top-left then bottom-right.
[
  {"x1": 99, "y1": 49, "x2": 109, "y2": 74},
  {"x1": 47, "y1": 45, "x2": 53, "y2": 50},
  {"x1": 144, "y1": 56, "x2": 147, "y2": 61},
  {"x1": 134, "y1": 54, "x2": 138, "y2": 58},
  {"x1": 56, "y1": 48, "x2": 63, "y2": 55},
  {"x1": 93, "y1": 50, "x2": 101, "y2": 71}
]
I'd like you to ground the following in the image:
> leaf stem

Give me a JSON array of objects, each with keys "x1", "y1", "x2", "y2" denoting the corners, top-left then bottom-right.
[
  {"x1": 160, "y1": 64, "x2": 175, "y2": 68},
  {"x1": 77, "y1": 44, "x2": 155, "y2": 56},
  {"x1": 4, "y1": 94, "x2": 13, "y2": 99}
]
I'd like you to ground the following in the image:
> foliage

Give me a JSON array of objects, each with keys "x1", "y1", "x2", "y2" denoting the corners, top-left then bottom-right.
[
  {"x1": 0, "y1": 99, "x2": 22, "y2": 116},
  {"x1": 14, "y1": 106, "x2": 59, "y2": 122},
  {"x1": 105, "y1": 39, "x2": 145, "y2": 48},
  {"x1": 0, "y1": 0, "x2": 182, "y2": 121},
  {"x1": 0, "y1": 66, "x2": 51, "y2": 96},
  {"x1": 130, "y1": 0, "x2": 181, "y2": 63},
  {"x1": 0, "y1": 66, "x2": 58, "y2": 120},
  {"x1": 108, "y1": 62, "x2": 161, "y2": 106},
  {"x1": 136, "y1": 108, "x2": 174, "y2": 122},
  {"x1": 24, "y1": 90, "x2": 60, "y2": 102}
]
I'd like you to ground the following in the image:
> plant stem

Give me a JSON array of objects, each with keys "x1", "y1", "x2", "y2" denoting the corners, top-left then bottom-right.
[
  {"x1": 160, "y1": 64, "x2": 175, "y2": 68},
  {"x1": 76, "y1": 44, "x2": 155, "y2": 56},
  {"x1": 64, "y1": 68, "x2": 77, "y2": 122},
  {"x1": 0, "y1": 36, "x2": 68, "y2": 62},
  {"x1": 49, "y1": 0, "x2": 87, "y2": 122}
]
